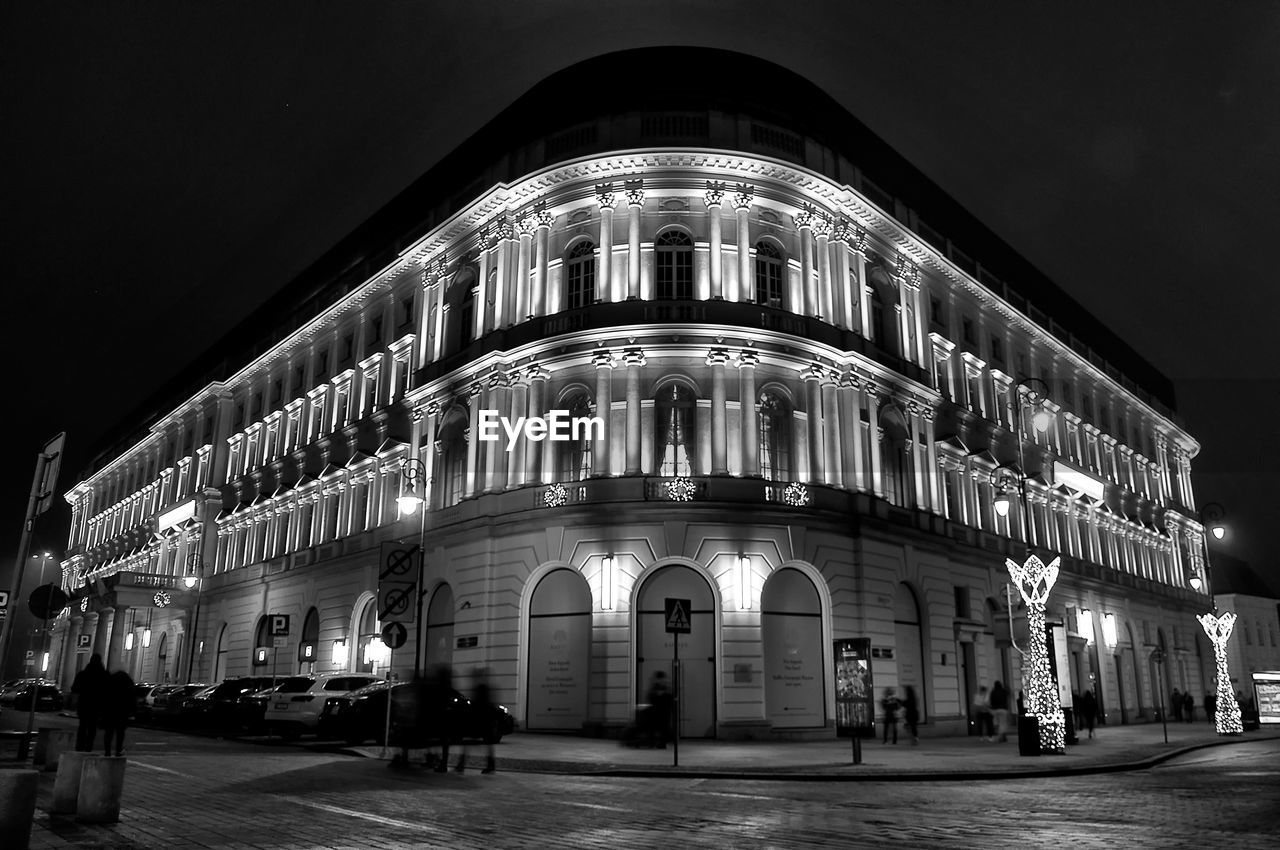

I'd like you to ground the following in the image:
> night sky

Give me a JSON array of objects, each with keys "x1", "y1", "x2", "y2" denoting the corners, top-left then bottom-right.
[{"x1": 2, "y1": 2, "x2": 1277, "y2": 602}]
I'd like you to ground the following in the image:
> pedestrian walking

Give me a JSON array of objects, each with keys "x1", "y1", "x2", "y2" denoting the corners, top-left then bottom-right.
[
  {"x1": 1204, "y1": 692, "x2": 1216, "y2": 724},
  {"x1": 71, "y1": 653, "x2": 108, "y2": 752},
  {"x1": 454, "y1": 668, "x2": 497, "y2": 774},
  {"x1": 972, "y1": 686, "x2": 994, "y2": 741},
  {"x1": 880, "y1": 687, "x2": 900, "y2": 744},
  {"x1": 1171, "y1": 688, "x2": 1183, "y2": 722},
  {"x1": 990, "y1": 681, "x2": 1010, "y2": 743},
  {"x1": 645, "y1": 670, "x2": 673, "y2": 748},
  {"x1": 1183, "y1": 691, "x2": 1194, "y2": 723},
  {"x1": 1080, "y1": 689, "x2": 1098, "y2": 738},
  {"x1": 101, "y1": 668, "x2": 136, "y2": 757},
  {"x1": 902, "y1": 686, "x2": 920, "y2": 744}
]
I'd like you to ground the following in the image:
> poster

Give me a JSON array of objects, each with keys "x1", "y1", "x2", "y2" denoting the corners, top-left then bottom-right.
[
  {"x1": 833, "y1": 638, "x2": 873, "y2": 736},
  {"x1": 763, "y1": 613, "x2": 824, "y2": 728},
  {"x1": 526, "y1": 614, "x2": 589, "y2": 729},
  {"x1": 1253, "y1": 673, "x2": 1280, "y2": 725}
]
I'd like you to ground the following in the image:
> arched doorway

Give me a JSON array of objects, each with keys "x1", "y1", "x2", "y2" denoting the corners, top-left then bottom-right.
[
  {"x1": 894, "y1": 582, "x2": 927, "y2": 723},
  {"x1": 423, "y1": 584, "x2": 455, "y2": 673},
  {"x1": 761, "y1": 569, "x2": 825, "y2": 729},
  {"x1": 636, "y1": 565, "x2": 716, "y2": 738},
  {"x1": 213, "y1": 623, "x2": 229, "y2": 682},
  {"x1": 526, "y1": 569, "x2": 592, "y2": 730},
  {"x1": 299, "y1": 607, "x2": 320, "y2": 673},
  {"x1": 355, "y1": 598, "x2": 388, "y2": 676},
  {"x1": 155, "y1": 632, "x2": 169, "y2": 684}
]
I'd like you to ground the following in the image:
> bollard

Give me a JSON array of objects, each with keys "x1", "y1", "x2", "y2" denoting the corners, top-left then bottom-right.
[
  {"x1": 76, "y1": 755, "x2": 127, "y2": 824},
  {"x1": 51, "y1": 751, "x2": 93, "y2": 815},
  {"x1": 35, "y1": 729, "x2": 78, "y2": 772},
  {"x1": 851, "y1": 733, "x2": 862, "y2": 765},
  {"x1": 0, "y1": 768, "x2": 39, "y2": 850}
]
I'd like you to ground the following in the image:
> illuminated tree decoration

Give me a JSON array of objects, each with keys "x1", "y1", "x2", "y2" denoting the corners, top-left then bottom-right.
[
  {"x1": 783, "y1": 481, "x2": 810, "y2": 507},
  {"x1": 543, "y1": 482, "x2": 568, "y2": 508},
  {"x1": 1005, "y1": 553, "x2": 1066, "y2": 754},
  {"x1": 1197, "y1": 612, "x2": 1244, "y2": 735},
  {"x1": 667, "y1": 477, "x2": 696, "y2": 502}
]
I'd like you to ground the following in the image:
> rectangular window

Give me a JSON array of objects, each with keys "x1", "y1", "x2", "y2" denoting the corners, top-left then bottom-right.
[
  {"x1": 271, "y1": 379, "x2": 282, "y2": 408},
  {"x1": 400, "y1": 293, "x2": 415, "y2": 328},
  {"x1": 317, "y1": 348, "x2": 330, "y2": 380},
  {"x1": 990, "y1": 335, "x2": 1004, "y2": 366},
  {"x1": 962, "y1": 316, "x2": 976, "y2": 345},
  {"x1": 1082, "y1": 394, "x2": 1094, "y2": 422},
  {"x1": 234, "y1": 404, "x2": 245, "y2": 432},
  {"x1": 292, "y1": 365, "x2": 304, "y2": 397},
  {"x1": 369, "y1": 317, "x2": 383, "y2": 354},
  {"x1": 954, "y1": 585, "x2": 971, "y2": 619},
  {"x1": 341, "y1": 333, "x2": 354, "y2": 363},
  {"x1": 930, "y1": 296, "x2": 944, "y2": 326}
]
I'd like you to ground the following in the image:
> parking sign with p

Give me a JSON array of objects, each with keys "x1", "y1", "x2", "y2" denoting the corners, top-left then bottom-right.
[{"x1": 270, "y1": 614, "x2": 290, "y2": 636}]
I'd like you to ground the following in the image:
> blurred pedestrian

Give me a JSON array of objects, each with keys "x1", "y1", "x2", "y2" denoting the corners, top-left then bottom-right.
[
  {"x1": 902, "y1": 686, "x2": 919, "y2": 745},
  {"x1": 1204, "y1": 692, "x2": 1216, "y2": 724},
  {"x1": 1080, "y1": 689, "x2": 1098, "y2": 738},
  {"x1": 71, "y1": 653, "x2": 108, "y2": 752},
  {"x1": 972, "y1": 686, "x2": 994, "y2": 741},
  {"x1": 1171, "y1": 688, "x2": 1182, "y2": 722},
  {"x1": 454, "y1": 668, "x2": 497, "y2": 774},
  {"x1": 990, "y1": 681, "x2": 1010, "y2": 743},
  {"x1": 880, "y1": 687, "x2": 900, "y2": 744},
  {"x1": 645, "y1": 670, "x2": 673, "y2": 748},
  {"x1": 101, "y1": 668, "x2": 136, "y2": 757},
  {"x1": 1182, "y1": 691, "x2": 1194, "y2": 723}
]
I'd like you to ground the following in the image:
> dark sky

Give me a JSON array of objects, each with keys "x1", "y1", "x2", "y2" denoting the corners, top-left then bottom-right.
[{"x1": 2, "y1": 1, "x2": 1276, "y2": 599}]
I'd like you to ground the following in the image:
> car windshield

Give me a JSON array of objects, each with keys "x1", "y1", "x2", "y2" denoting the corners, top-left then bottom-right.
[{"x1": 275, "y1": 677, "x2": 316, "y2": 694}]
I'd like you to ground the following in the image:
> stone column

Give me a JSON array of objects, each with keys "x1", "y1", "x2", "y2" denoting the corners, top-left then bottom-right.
[
  {"x1": 492, "y1": 213, "x2": 516, "y2": 329},
  {"x1": 62, "y1": 616, "x2": 83, "y2": 683},
  {"x1": 923, "y1": 407, "x2": 941, "y2": 514},
  {"x1": 908, "y1": 402, "x2": 928, "y2": 511},
  {"x1": 733, "y1": 185, "x2": 753, "y2": 303},
  {"x1": 830, "y1": 218, "x2": 853, "y2": 329},
  {"x1": 821, "y1": 369, "x2": 842, "y2": 487},
  {"x1": 853, "y1": 228, "x2": 871, "y2": 338},
  {"x1": 738, "y1": 350, "x2": 760, "y2": 477},
  {"x1": 532, "y1": 204, "x2": 553, "y2": 318},
  {"x1": 525, "y1": 365, "x2": 548, "y2": 484},
  {"x1": 814, "y1": 215, "x2": 833, "y2": 321},
  {"x1": 802, "y1": 364, "x2": 825, "y2": 485},
  {"x1": 623, "y1": 348, "x2": 646, "y2": 474},
  {"x1": 795, "y1": 207, "x2": 818, "y2": 317},
  {"x1": 707, "y1": 348, "x2": 730, "y2": 474},
  {"x1": 625, "y1": 180, "x2": 644, "y2": 300},
  {"x1": 839, "y1": 371, "x2": 864, "y2": 491},
  {"x1": 705, "y1": 182, "x2": 725, "y2": 299},
  {"x1": 865, "y1": 381, "x2": 884, "y2": 498},
  {"x1": 485, "y1": 370, "x2": 509, "y2": 493},
  {"x1": 593, "y1": 351, "x2": 614, "y2": 476},
  {"x1": 516, "y1": 216, "x2": 534, "y2": 321},
  {"x1": 106, "y1": 604, "x2": 129, "y2": 673},
  {"x1": 596, "y1": 185, "x2": 618, "y2": 302},
  {"x1": 476, "y1": 228, "x2": 492, "y2": 341},
  {"x1": 464, "y1": 382, "x2": 483, "y2": 499},
  {"x1": 895, "y1": 257, "x2": 914, "y2": 362},
  {"x1": 506, "y1": 377, "x2": 527, "y2": 488}
]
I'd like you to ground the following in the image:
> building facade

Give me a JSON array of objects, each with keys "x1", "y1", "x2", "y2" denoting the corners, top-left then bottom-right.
[{"x1": 52, "y1": 49, "x2": 1217, "y2": 738}]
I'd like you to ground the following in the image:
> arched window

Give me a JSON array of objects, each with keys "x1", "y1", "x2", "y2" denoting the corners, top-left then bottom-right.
[
  {"x1": 879, "y1": 406, "x2": 912, "y2": 508},
  {"x1": 437, "y1": 412, "x2": 468, "y2": 508},
  {"x1": 558, "y1": 390, "x2": 595, "y2": 481},
  {"x1": 253, "y1": 616, "x2": 271, "y2": 668},
  {"x1": 870, "y1": 285, "x2": 887, "y2": 347},
  {"x1": 755, "y1": 241, "x2": 785, "y2": 308},
  {"x1": 655, "y1": 383, "x2": 697, "y2": 476},
  {"x1": 655, "y1": 230, "x2": 693, "y2": 300},
  {"x1": 565, "y1": 241, "x2": 596, "y2": 309},
  {"x1": 459, "y1": 285, "x2": 476, "y2": 346},
  {"x1": 298, "y1": 607, "x2": 320, "y2": 669},
  {"x1": 758, "y1": 391, "x2": 791, "y2": 481},
  {"x1": 357, "y1": 601, "x2": 379, "y2": 674}
]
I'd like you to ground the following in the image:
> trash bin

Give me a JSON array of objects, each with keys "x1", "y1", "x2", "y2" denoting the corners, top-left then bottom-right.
[
  {"x1": 0, "y1": 768, "x2": 38, "y2": 850},
  {"x1": 1017, "y1": 714, "x2": 1040, "y2": 757}
]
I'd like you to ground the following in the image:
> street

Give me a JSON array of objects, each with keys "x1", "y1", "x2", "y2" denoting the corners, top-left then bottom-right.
[{"x1": 7, "y1": 710, "x2": 1277, "y2": 849}]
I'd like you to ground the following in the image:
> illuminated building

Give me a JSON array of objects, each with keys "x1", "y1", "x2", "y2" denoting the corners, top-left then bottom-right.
[{"x1": 53, "y1": 49, "x2": 1216, "y2": 738}]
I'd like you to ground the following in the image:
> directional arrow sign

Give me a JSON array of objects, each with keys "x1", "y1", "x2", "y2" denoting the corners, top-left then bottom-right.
[{"x1": 381, "y1": 621, "x2": 408, "y2": 650}]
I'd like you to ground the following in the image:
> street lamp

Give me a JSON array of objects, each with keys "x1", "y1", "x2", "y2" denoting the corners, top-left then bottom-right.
[
  {"x1": 397, "y1": 459, "x2": 426, "y2": 515},
  {"x1": 183, "y1": 560, "x2": 205, "y2": 684},
  {"x1": 1189, "y1": 502, "x2": 1225, "y2": 599}
]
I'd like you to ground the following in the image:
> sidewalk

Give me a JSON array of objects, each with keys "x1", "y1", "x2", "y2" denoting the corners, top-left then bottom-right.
[{"x1": 357, "y1": 721, "x2": 1280, "y2": 780}]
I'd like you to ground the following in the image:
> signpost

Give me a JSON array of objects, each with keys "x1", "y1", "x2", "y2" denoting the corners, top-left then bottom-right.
[
  {"x1": 664, "y1": 598, "x2": 690, "y2": 768},
  {"x1": 1151, "y1": 647, "x2": 1168, "y2": 744},
  {"x1": 18, "y1": 582, "x2": 69, "y2": 759},
  {"x1": 267, "y1": 613, "x2": 289, "y2": 740},
  {"x1": 378, "y1": 541, "x2": 421, "y2": 676}
]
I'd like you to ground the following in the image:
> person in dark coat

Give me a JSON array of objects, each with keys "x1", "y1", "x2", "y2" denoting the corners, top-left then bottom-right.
[
  {"x1": 990, "y1": 681, "x2": 1010, "y2": 743},
  {"x1": 1079, "y1": 689, "x2": 1098, "y2": 738},
  {"x1": 454, "y1": 667, "x2": 496, "y2": 774},
  {"x1": 645, "y1": 670, "x2": 673, "y2": 748},
  {"x1": 881, "y1": 687, "x2": 900, "y2": 744},
  {"x1": 101, "y1": 669, "x2": 136, "y2": 757},
  {"x1": 1171, "y1": 688, "x2": 1183, "y2": 722},
  {"x1": 901, "y1": 685, "x2": 920, "y2": 745},
  {"x1": 1204, "y1": 692, "x2": 1216, "y2": 724},
  {"x1": 71, "y1": 653, "x2": 108, "y2": 752},
  {"x1": 1183, "y1": 691, "x2": 1194, "y2": 723}
]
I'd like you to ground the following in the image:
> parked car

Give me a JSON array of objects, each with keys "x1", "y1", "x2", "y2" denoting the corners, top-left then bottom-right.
[
  {"x1": 326, "y1": 680, "x2": 513, "y2": 747},
  {"x1": 263, "y1": 673, "x2": 382, "y2": 738},
  {"x1": 131, "y1": 683, "x2": 157, "y2": 718},
  {"x1": 0, "y1": 680, "x2": 64, "y2": 712},
  {"x1": 184, "y1": 677, "x2": 285, "y2": 729},
  {"x1": 150, "y1": 684, "x2": 210, "y2": 723},
  {"x1": 137, "y1": 684, "x2": 180, "y2": 722}
]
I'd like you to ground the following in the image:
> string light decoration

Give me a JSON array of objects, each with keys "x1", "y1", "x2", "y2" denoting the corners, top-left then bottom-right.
[
  {"x1": 667, "y1": 477, "x2": 696, "y2": 501},
  {"x1": 1197, "y1": 612, "x2": 1244, "y2": 736},
  {"x1": 783, "y1": 481, "x2": 810, "y2": 507},
  {"x1": 543, "y1": 482, "x2": 568, "y2": 508},
  {"x1": 1006, "y1": 553, "x2": 1066, "y2": 754}
]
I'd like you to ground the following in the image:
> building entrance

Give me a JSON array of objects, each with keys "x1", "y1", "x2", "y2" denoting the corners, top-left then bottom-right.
[{"x1": 636, "y1": 565, "x2": 715, "y2": 738}]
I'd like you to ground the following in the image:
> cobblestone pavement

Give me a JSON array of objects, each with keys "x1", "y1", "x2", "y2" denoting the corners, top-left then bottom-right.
[{"x1": 15, "y1": 734, "x2": 1279, "y2": 849}]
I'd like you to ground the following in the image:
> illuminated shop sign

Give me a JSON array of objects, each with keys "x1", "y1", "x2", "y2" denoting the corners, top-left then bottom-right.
[
  {"x1": 477, "y1": 410, "x2": 604, "y2": 450},
  {"x1": 1052, "y1": 461, "x2": 1106, "y2": 502}
]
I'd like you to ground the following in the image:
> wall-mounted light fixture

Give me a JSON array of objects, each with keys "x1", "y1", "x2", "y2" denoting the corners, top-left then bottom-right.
[
  {"x1": 302, "y1": 643, "x2": 314, "y2": 660},
  {"x1": 124, "y1": 633, "x2": 134, "y2": 651},
  {"x1": 739, "y1": 555, "x2": 752, "y2": 610},
  {"x1": 332, "y1": 638, "x2": 347, "y2": 664},
  {"x1": 255, "y1": 647, "x2": 268, "y2": 665},
  {"x1": 1102, "y1": 612, "x2": 1118, "y2": 648},
  {"x1": 600, "y1": 555, "x2": 615, "y2": 611},
  {"x1": 142, "y1": 628, "x2": 152, "y2": 648},
  {"x1": 1079, "y1": 608, "x2": 1093, "y2": 644}
]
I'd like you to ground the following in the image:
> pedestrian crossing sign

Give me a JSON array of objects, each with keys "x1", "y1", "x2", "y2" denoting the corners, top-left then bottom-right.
[{"x1": 664, "y1": 597, "x2": 691, "y2": 634}]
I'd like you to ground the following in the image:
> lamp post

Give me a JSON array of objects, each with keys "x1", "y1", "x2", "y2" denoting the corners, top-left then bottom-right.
[
  {"x1": 397, "y1": 458, "x2": 428, "y2": 681},
  {"x1": 182, "y1": 561, "x2": 204, "y2": 684},
  {"x1": 1000, "y1": 377, "x2": 1065, "y2": 754},
  {"x1": 1188, "y1": 502, "x2": 1225, "y2": 600}
]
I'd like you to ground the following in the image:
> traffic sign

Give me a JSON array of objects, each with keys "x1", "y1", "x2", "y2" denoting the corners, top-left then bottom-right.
[
  {"x1": 270, "y1": 614, "x2": 290, "y2": 636},
  {"x1": 381, "y1": 621, "x2": 407, "y2": 650},
  {"x1": 28, "y1": 584, "x2": 69, "y2": 619},
  {"x1": 378, "y1": 541, "x2": 421, "y2": 627},
  {"x1": 0, "y1": 590, "x2": 8, "y2": 608},
  {"x1": 664, "y1": 598, "x2": 691, "y2": 634},
  {"x1": 77, "y1": 634, "x2": 91, "y2": 648}
]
